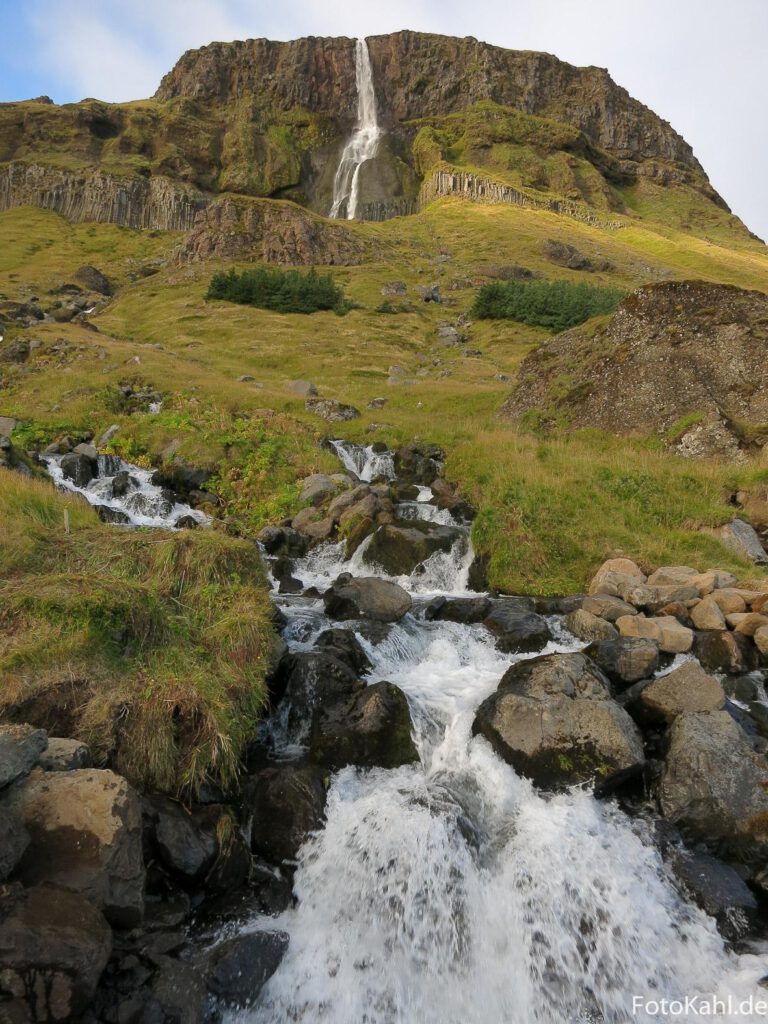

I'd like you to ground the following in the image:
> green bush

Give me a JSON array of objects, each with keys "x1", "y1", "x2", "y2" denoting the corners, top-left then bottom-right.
[
  {"x1": 206, "y1": 266, "x2": 345, "y2": 314},
  {"x1": 472, "y1": 279, "x2": 625, "y2": 332}
]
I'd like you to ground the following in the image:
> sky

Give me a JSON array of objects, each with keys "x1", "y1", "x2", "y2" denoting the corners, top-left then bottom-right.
[{"x1": 0, "y1": 0, "x2": 765, "y2": 240}]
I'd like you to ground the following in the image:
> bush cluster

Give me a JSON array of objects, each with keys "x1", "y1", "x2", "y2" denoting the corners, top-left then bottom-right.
[
  {"x1": 472, "y1": 278, "x2": 625, "y2": 332},
  {"x1": 206, "y1": 266, "x2": 345, "y2": 314}
]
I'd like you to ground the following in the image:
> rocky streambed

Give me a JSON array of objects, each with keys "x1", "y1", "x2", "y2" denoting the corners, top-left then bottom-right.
[{"x1": 3, "y1": 439, "x2": 768, "y2": 1022}]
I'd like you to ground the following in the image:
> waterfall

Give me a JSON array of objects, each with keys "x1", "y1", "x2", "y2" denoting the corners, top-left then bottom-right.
[{"x1": 329, "y1": 38, "x2": 382, "y2": 220}]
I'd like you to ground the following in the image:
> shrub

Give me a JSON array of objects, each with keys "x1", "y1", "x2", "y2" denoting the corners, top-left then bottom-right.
[
  {"x1": 206, "y1": 266, "x2": 345, "y2": 314},
  {"x1": 472, "y1": 279, "x2": 625, "y2": 332}
]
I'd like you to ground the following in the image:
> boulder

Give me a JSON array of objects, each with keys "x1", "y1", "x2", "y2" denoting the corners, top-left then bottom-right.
[
  {"x1": 690, "y1": 595, "x2": 727, "y2": 631},
  {"x1": 582, "y1": 595, "x2": 637, "y2": 622},
  {"x1": 175, "y1": 514, "x2": 199, "y2": 529},
  {"x1": 393, "y1": 444, "x2": 442, "y2": 485},
  {"x1": 715, "y1": 519, "x2": 768, "y2": 565},
  {"x1": 72, "y1": 442, "x2": 98, "y2": 461},
  {"x1": 286, "y1": 379, "x2": 317, "y2": 397},
  {"x1": 563, "y1": 608, "x2": 618, "y2": 643},
  {"x1": 362, "y1": 521, "x2": 462, "y2": 576},
  {"x1": 271, "y1": 556, "x2": 303, "y2": 594},
  {"x1": 0, "y1": 885, "x2": 112, "y2": 1023},
  {"x1": 616, "y1": 614, "x2": 693, "y2": 654},
  {"x1": 710, "y1": 589, "x2": 748, "y2": 615},
  {"x1": 323, "y1": 574, "x2": 412, "y2": 623},
  {"x1": 144, "y1": 956, "x2": 208, "y2": 1024},
  {"x1": 144, "y1": 796, "x2": 217, "y2": 883},
  {"x1": 733, "y1": 612, "x2": 768, "y2": 636},
  {"x1": 424, "y1": 595, "x2": 491, "y2": 624},
  {"x1": 75, "y1": 265, "x2": 111, "y2": 295},
  {"x1": 96, "y1": 505, "x2": 131, "y2": 525},
  {"x1": 472, "y1": 653, "x2": 643, "y2": 789},
  {"x1": 585, "y1": 637, "x2": 661, "y2": 688},
  {"x1": 691, "y1": 570, "x2": 738, "y2": 596},
  {"x1": 203, "y1": 930, "x2": 289, "y2": 1007},
  {"x1": 0, "y1": 724, "x2": 47, "y2": 789},
  {"x1": 258, "y1": 525, "x2": 307, "y2": 557},
  {"x1": 533, "y1": 595, "x2": 584, "y2": 615},
  {"x1": 247, "y1": 764, "x2": 327, "y2": 864},
  {"x1": 634, "y1": 662, "x2": 725, "y2": 724},
  {"x1": 300, "y1": 473, "x2": 348, "y2": 506},
  {"x1": 754, "y1": 625, "x2": 768, "y2": 656},
  {"x1": 310, "y1": 681, "x2": 418, "y2": 771},
  {"x1": 276, "y1": 651, "x2": 363, "y2": 738},
  {"x1": 647, "y1": 566, "x2": 698, "y2": 587},
  {"x1": 667, "y1": 849, "x2": 758, "y2": 941},
  {"x1": 588, "y1": 558, "x2": 646, "y2": 596},
  {"x1": 483, "y1": 601, "x2": 551, "y2": 654},
  {"x1": 305, "y1": 398, "x2": 360, "y2": 422},
  {"x1": 0, "y1": 807, "x2": 29, "y2": 881},
  {"x1": 59, "y1": 452, "x2": 94, "y2": 487},
  {"x1": 38, "y1": 737, "x2": 91, "y2": 771},
  {"x1": 659, "y1": 710, "x2": 768, "y2": 858},
  {"x1": 693, "y1": 630, "x2": 757, "y2": 675},
  {"x1": 11, "y1": 769, "x2": 145, "y2": 927},
  {"x1": 291, "y1": 505, "x2": 335, "y2": 541},
  {"x1": 314, "y1": 629, "x2": 372, "y2": 676}
]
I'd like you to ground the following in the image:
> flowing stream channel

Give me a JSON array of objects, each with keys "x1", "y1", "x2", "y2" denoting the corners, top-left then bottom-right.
[{"x1": 233, "y1": 441, "x2": 767, "y2": 1024}]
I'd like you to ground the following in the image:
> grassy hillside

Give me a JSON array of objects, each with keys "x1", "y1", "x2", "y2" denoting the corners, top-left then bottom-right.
[{"x1": 2, "y1": 197, "x2": 768, "y2": 599}]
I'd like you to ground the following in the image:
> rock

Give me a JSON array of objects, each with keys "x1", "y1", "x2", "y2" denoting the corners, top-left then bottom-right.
[
  {"x1": 362, "y1": 521, "x2": 462, "y2": 576},
  {"x1": 691, "y1": 570, "x2": 738, "y2": 596},
  {"x1": 300, "y1": 473, "x2": 349, "y2": 506},
  {"x1": 424, "y1": 595, "x2": 491, "y2": 624},
  {"x1": 647, "y1": 566, "x2": 698, "y2": 587},
  {"x1": 715, "y1": 519, "x2": 768, "y2": 565},
  {"x1": 584, "y1": 637, "x2": 661, "y2": 688},
  {"x1": 11, "y1": 768, "x2": 145, "y2": 927},
  {"x1": 659, "y1": 710, "x2": 768, "y2": 858},
  {"x1": 0, "y1": 338, "x2": 31, "y2": 363},
  {"x1": 690, "y1": 595, "x2": 727, "y2": 631},
  {"x1": 393, "y1": 444, "x2": 442, "y2": 486},
  {"x1": 634, "y1": 662, "x2": 725, "y2": 724},
  {"x1": 722, "y1": 675, "x2": 761, "y2": 702},
  {"x1": 59, "y1": 451, "x2": 94, "y2": 487},
  {"x1": 247, "y1": 764, "x2": 327, "y2": 864},
  {"x1": 588, "y1": 558, "x2": 646, "y2": 596},
  {"x1": 276, "y1": 651, "x2": 362, "y2": 736},
  {"x1": 203, "y1": 930, "x2": 289, "y2": 1007},
  {"x1": 483, "y1": 601, "x2": 552, "y2": 654},
  {"x1": 291, "y1": 505, "x2": 335, "y2": 541},
  {"x1": 144, "y1": 956, "x2": 208, "y2": 1024},
  {"x1": 310, "y1": 681, "x2": 418, "y2": 771},
  {"x1": 381, "y1": 281, "x2": 407, "y2": 297},
  {"x1": 472, "y1": 653, "x2": 643, "y2": 788},
  {"x1": 0, "y1": 724, "x2": 48, "y2": 789},
  {"x1": 533, "y1": 595, "x2": 584, "y2": 615},
  {"x1": 0, "y1": 808, "x2": 29, "y2": 881},
  {"x1": 96, "y1": 504, "x2": 131, "y2": 525},
  {"x1": 175, "y1": 513, "x2": 199, "y2": 529},
  {"x1": 72, "y1": 442, "x2": 98, "y2": 460},
  {"x1": 305, "y1": 398, "x2": 360, "y2": 422},
  {"x1": 543, "y1": 238, "x2": 593, "y2": 271},
  {"x1": 0, "y1": 415, "x2": 19, "y2": 435},
  {"x1": 616, "y1": 614, "x2": 693, "y2": 654},
  {"x1": 38, "y1": 737, "x2": 91, "y2": 771},
  {"x1": 0, "y1": 884, "x2": 112, "y2": 1023},
  {"x1": 238, "y1": 374, "x2": 256, "y2": 382},
  {"x1": 324, "y1": 574, "x2": 412, "y2": 623},
  {"x1": 75, "y1": 265, "x2": 111, "y2": 295},
  {"x1": 110, "y1": 469, "x2": 133, "y2": 497},
  {"x1": 563, "y1": 608, "x2": 618, "y2": 643},
  {"x1": 258, "y1": 525, "x2": 306, "y2": 557},
  {"x1": 271, "y1": 556, "x2": 302, "y2": 594},
  {"x1": 693, "y1": 630, "x2": 757, "y2": 675},
  {"x1": 314, "y1": 628, "x2": 372, "y2": 675},
  {"x1": 286, "y1": 379, "x2": 318, "y2": 397},
  {"x1": 668, "y1": 848, "x2": 758, "y2": 941},
  {"x1": 710, "y1": 589, "x2": 749, "y2": 615},
  {"x1": 145, "y1": 796, "x2": 217, "y2": 883},
  {"x1": 97, "y1": 423, "x2": 120, "y2": 447},
  {"x1": 467, "y1": 552, "x2": 490, "y2": 592},
  {"x1": 754, "y1": 626, "x2": 768, "y2": 656},
  {"x1": 733, "y1": 612, "x2": 768, "y2": 636},
  {"x1": 582, "y1": 595, "x2": 637, "y2": 622}
]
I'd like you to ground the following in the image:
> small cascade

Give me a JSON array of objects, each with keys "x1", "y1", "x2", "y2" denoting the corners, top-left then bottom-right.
[
  {"x1": 328, "y1": 439, "x2": 395, "y2": 482},
  {"x1": 43, "y1": 454, "x2": 206, "y2": 529},
  {"x1": 329, "y1": 38, "x2": 382, "y2": 220}
]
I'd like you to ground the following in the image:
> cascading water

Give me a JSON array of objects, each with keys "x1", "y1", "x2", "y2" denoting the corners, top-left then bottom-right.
[
  {"x1": 233, "y1": 441, "x2": 768, "y2": 1022},
  {"x1": 329, "y1": 38, "x2": 382, "y2": 220}
]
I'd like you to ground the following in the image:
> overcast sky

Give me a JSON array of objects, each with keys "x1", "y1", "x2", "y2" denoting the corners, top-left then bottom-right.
[{"x1": 1, "y1": 0, "x2": 765, "y2": 240}]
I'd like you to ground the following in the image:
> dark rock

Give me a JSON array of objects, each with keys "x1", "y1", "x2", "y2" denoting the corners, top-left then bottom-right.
[
  {"x1": 467, "y1": 552, "x2": 490, "y2": 592},
  {"x1": 0, "y1": 884, "x2": 112, "y2": 1023},
  {"x1": 629, "y1": 661, "x2": 725, "y2": 724},
  {"x1": 659, "y1": 710, "x2": 768, "y2": 860},
  {"x1": 0, "y1": 723, "x2": 47, "y2": 789},
  {"x1": 472, "y1": 652, "x2": 644, "y2": 789},
  {"x1": 694, "y1": 630, "x2": 757, "y2": 675},
  {"x1": 315, "y1": 628, "x2": 372, "y2": 675},
  {"x1": 204, "y1": 826, "x2": 251, "y2": 894},
  {"x1": 324, "y1": 573, "x2": 412, "y2": 623},
  {"x1": 174, "y1": 514, "x2": 199, "y2": 529},
  {"x1": 483, "y1": 601, "x2": 551, "y2": 653},
  {"x1": 203, "y1": 930, "x2": 289, "y2": 1007},
  {"x1": 543, "y1": 238, "x2": 593, "y2": 271},
  {"x1": 151, "y1": 461, "x2": 212, "y2": 496},
  {"x1": 258, "y1": 524, "x2": 307, "y2": 557},
  {"x1": 667, "y1": 848, "x2": 758, "y2": 941},
  {"x1": 247, "y1": 764, "x2": 327, "y2": 864},
  {"x1": 723, "y1": 675, "x2": 761, "y2": 702},
  {"x1": 0, "y1": 806, "x2": 29, "y2": 881},
  {"x1": 276, "y1": 651, "x2": 363, "y2": 735},
  {"x1": 272, "y1": 556, "x2": 303, "y2": 594},
  {"x1": 362, "y1": 521, "x2": 462, "y2": 576},
  {"x1": 96, "y1": 504, "x2": 131, "y2": 524},
  {"x1": 60, "y1": 451, "x2": 94, "y2": 487},
  {"x1": 393, "y1": 445, "x2": 441, "y2": 485},
  {"x1": 75, "y1": 265, "x2": 112, "y2": 295},
  {"x1": 310, "y1": 681, "x2": 419, "y2": 770},
  {"x1": 305, "y1": 398, "x2": 360, "y2": 422},
  {"x1": 533, "y1": 595, "x2": 585, "y2": 615},
  {"x1": 144, "y1": 797, "x2": 217, "y2": 883},
  {"x1": 0, "y1": 337, "x2": 31, "y2": 363},
  {"x1": 38, "y1": 736, "x2": 91, "y2": 771},
  {"x1": 585, "y1": 637, "x2": 661, "y2": 688},
  {"x1": 424, "y1": 595, "x2": 491, "y2": 623},
  {"x1": 144, "y1": 956, "x2": 208, "y2": 1024}
]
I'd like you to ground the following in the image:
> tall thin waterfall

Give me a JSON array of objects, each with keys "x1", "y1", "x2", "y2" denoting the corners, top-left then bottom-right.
[{"x1": 329, "y1": 38, "x2": 382, "y2": 220}]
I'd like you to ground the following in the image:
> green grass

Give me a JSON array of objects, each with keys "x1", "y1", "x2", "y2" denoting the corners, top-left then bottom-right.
[{"x1": 0, "y1": 470, "x2": 277, "y2": 797}]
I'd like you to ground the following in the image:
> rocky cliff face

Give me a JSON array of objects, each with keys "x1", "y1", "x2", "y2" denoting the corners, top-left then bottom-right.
[{"x1": 503, "y1": 281, "x2": 768, "y2": 458}]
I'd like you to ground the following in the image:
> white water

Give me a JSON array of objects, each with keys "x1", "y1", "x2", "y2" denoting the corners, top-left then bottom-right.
[
  {"x1": 329, "y1": 38, "x2": 382, "y2": 220},
  {"x1": 234, "y1": 444, "x2": 768, "y2": 1023},
  {"x1": 328, "y1": 439, "x2": 395, "y2": 482},
  {"x1": 43, "y1": 454, "x2": 206, "y2": 528}
]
